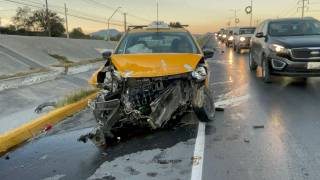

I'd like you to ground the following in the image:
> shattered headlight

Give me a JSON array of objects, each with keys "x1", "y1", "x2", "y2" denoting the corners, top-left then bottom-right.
[
  {"x1": 113, "y1": 70, "x2": 122, "y2": 81},
  {"x1": 192, "y1": 66, "x2": 207, "y2": 81}
]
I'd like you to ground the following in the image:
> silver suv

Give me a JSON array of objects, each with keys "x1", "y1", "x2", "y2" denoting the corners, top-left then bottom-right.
[{"x1": 233, "y1": 27, "x2": 256, "y2": 53}]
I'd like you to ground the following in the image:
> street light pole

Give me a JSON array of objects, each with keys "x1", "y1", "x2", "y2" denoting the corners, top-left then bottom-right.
[
  {"x1": 250, "y1": 0, "x2": 253, "y2": 26},
  {"x1": 123, "y1": 13, "x2": 127, "y2": 32},
  {"x1": 107, "y1": 7, "x2": 121, "y2": 41}
]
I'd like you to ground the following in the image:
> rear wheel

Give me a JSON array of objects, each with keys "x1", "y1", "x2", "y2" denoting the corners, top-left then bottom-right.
[
  {"x1": 262, "y1": 56, "x2": 271, "y2": 83},
  {"x1": 249, "y1": 50, "x2": 257, "y2": 71}
]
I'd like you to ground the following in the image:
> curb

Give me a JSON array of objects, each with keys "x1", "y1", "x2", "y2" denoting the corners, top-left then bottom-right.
[{"x1": 0, "y1": 93, "x2": 97, "y2": 154}]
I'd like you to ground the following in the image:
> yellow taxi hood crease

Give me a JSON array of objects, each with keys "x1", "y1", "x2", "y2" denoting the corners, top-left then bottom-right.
[{"x1": 111, "y1": 53, "x2": 203, "y2": 78}]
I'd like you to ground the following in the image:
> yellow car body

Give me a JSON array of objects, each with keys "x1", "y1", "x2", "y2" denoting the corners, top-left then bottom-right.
[
  {"x1": 85, "y1": 23, "x2": 215, "y2": 145},
  {"x1": 89, "y1": 27, "x2": 207, "y2": 84}
]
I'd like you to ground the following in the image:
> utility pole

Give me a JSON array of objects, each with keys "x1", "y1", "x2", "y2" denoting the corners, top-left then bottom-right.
[
  {"x1": 157, "y1": 0, "x2": 159, "y2": 23},
  {"x1": 45, "y1": 0, "x2": 51, "y2": 37},
  {"x1": 123, "y1": 13, "x2": 127, "y2": 32},
  {"x1": 64, "y1": 3, "x2": 69, "y2": 39},
  {"x1": 230, "y1": 9, "x2": 240, "y2": 27},
  {"x1": 250, "y1": 0, "x2": 253, "y2": 26},
  {"x1": 107, "y1": 6, "x2": 121, "y2": 41},
  {"x1": 298, "y1": 0, "x2": 309, "y2": 18}
]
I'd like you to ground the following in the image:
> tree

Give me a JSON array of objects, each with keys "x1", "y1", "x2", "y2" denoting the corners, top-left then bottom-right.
[
  {"x1": 69, "y1": 27, "x2": 90, "y2": 39},
  {"x1": 12, "y1": 6, "x2": 33, "y2": 30},
  {"x1": 110, "y1": 33, "x2": 122, "y2": 41},
  {"x1": 29, "y1": 9, "x2": 65, "y2": 37}
]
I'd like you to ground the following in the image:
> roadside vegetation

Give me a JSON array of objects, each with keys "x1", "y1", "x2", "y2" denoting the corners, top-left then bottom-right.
[
  {"x1": 196, "y1": 34, "x2": 210, "y2": 48},
  {"x1": 0, "y1": 68, "x2": 49, "y2": 80},
  {"x1": 48, "y1": 53, "x2": 104, "y2": 68},
  {"x1": 56, "y1": 88, "x2": 98, "y2": 108}
]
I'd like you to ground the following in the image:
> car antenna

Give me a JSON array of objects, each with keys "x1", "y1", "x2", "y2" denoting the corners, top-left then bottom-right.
[{"x1": 156, "y1": 0, "x2": 159, "y2": 32}]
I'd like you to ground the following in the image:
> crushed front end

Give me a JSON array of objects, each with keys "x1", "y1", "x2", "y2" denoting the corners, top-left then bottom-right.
[{"x1": 83, "y1": 61, "x2": 215, "y2": 146}]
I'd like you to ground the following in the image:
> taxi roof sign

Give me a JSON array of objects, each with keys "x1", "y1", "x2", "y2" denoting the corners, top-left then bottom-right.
[{"x1": 146, "y1": 21, "x2": 170, "y2": 29}]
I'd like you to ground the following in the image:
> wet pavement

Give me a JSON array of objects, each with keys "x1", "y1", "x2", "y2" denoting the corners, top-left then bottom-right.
[{"x1": 2, "y1": 37, "x2": 320, "y2": 180}]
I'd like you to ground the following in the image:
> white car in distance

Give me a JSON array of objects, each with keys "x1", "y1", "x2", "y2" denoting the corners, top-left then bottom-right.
[{"x1": 233, "y1": 27, "x2": 256, "y2": 53}]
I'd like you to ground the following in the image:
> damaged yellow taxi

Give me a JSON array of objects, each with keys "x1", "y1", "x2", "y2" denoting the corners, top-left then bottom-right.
[{"x1": 85, "y1": 22, "x2": 215, "y2": 145}]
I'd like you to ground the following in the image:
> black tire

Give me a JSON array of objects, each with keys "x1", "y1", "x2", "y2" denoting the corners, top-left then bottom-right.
[
  {"x1": 261, "y1": 56, "x2": 271, "y2": 83},
  {"x1": 236, "y1": 46, "x2": 241, "y2": 54},
  {"x1": 249, "y1": 50, "x2": 257, "y2": 71},
  {"x1": 193, "y1": 86, "x2": 215, "y2": 122}
]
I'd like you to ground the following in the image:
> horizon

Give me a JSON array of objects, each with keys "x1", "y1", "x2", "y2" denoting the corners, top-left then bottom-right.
[{"x1": 0, "y1": 0, "x2": 319, "y2": 34}]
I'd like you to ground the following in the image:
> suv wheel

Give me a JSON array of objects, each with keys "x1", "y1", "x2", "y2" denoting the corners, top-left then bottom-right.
[
  {"x1": 249, "y1": 51, "x2": 257, "y2": 71},
  {"x1": 236, "y1": 46, "x2": 241, "y2": 54},
  {"x1": 261, "y1": 56, "x2": 271, "y2": 83}
]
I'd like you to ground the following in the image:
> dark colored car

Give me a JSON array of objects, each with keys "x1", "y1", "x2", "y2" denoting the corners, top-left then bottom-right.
[{"x1": 249, "y1": 17, "x2": 320, "y2": 83}]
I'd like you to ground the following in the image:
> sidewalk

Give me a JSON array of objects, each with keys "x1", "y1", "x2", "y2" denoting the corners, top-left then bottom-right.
[{"x1": 0, "y1": 70, "x2": 94, "y2": 135}]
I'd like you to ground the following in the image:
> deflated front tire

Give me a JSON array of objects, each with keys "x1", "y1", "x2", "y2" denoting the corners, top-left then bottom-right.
[{"x1": 193, "y1": 85, "x2": 215, "y2": 122}]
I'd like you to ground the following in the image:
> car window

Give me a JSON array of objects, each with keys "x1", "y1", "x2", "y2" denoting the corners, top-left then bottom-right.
[
  {"x1": 268, "y1": 19, "x2": 320, "y2": 36},
  {"x1": 115, "y1": 32, "x2": 199, "y2": 54},
  {"x1": 239, "y1": 28, "x2": 256, "y2": 35}
]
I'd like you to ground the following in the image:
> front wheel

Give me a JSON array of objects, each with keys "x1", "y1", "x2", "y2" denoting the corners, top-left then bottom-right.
[
  {"x1": 193, "y1": 86, "x2": 215, "y2": 122},
  {"x1": 262, "y1": 56, "x2": 271, "y2": 83},
  {"x1": 236, "y1": 46, "x2": 241, "y2": 54},
  {"x1": 249, "y1": 51, "x2": 257, "y2": 71}
]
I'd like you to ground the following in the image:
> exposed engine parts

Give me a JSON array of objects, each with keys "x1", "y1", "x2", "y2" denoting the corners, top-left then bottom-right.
[{"x1": 83, "y1": 62, "x2": 215, "y2": 146}]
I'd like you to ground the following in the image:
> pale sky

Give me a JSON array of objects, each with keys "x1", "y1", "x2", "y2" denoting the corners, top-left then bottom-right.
[{"x1": 0, "y1": 0, "x2": 320, "y2": 34}]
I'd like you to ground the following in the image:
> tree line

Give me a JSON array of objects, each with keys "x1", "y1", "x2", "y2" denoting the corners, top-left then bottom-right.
[{"x1": 0, "y1": 6, "x2": 119, "y2": 40}]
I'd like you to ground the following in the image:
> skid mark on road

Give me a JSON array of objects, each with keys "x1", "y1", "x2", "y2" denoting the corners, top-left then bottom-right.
[{"x1": 191, "y1": 122, "x2": 206, "y2": 180}]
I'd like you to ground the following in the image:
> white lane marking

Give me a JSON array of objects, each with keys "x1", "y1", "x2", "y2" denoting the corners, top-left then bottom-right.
[{"x1": 191, "y1": 122, "x2": 206, "y2": 180}]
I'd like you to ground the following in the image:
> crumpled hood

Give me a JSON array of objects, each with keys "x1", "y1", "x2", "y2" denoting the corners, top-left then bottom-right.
[{"x1": 111, "y1": 54, "x2": 203, "y2": 78}]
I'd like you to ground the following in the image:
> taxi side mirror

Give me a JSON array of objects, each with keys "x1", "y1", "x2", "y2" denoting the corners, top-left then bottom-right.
[
  {"x1": 203, "y1": 49, "x2": 214, "y2": 59},
  {"x1": 102, "y1": 51, "x2": 112, "y2": 60}
]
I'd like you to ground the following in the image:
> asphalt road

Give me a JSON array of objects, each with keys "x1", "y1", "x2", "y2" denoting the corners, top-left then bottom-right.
[{"x1": 2, "y1": 38, "x2": 320, "y2": 180}]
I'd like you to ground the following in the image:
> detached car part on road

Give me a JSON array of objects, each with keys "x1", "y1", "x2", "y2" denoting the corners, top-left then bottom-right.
[
  {"x1": 250, "y1": 17, "x2": 320, "y2": 83},
  {"x1": 83, "y1": 22, "x2": 215, "y2": 146}
]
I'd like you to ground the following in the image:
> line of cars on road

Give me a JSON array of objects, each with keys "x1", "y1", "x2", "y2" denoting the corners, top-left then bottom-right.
[{"x1": 217, "y1": 17, "x2": 320, "y2": 83}]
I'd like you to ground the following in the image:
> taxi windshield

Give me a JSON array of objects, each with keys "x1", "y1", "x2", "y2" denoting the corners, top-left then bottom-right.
[{"x1": 115, "y1": 31, "x2": 199, "y2": 54}]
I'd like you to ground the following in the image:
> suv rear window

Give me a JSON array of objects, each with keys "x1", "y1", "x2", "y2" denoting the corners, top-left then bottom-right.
[
  {"x1": 239, "y1": 28, "x2": 256, "y2": 35},
  {"x1": 268, "y1": 19, "x2": 320, "y2": 36},
  {"x1": 115, "y1": 32, "x2": 199, "y2": 54}
]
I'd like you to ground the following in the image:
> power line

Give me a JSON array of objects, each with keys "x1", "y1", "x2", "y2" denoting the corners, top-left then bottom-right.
[
  {"x1": 81, "y1": 0, "x2": 151, "y2": 23},
  {"x1": 298, "y1": 0, "x2": 310, "y2": 18},
  {"x1": 1, "y1": 0, "x2": 123, "y2": 26}
]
